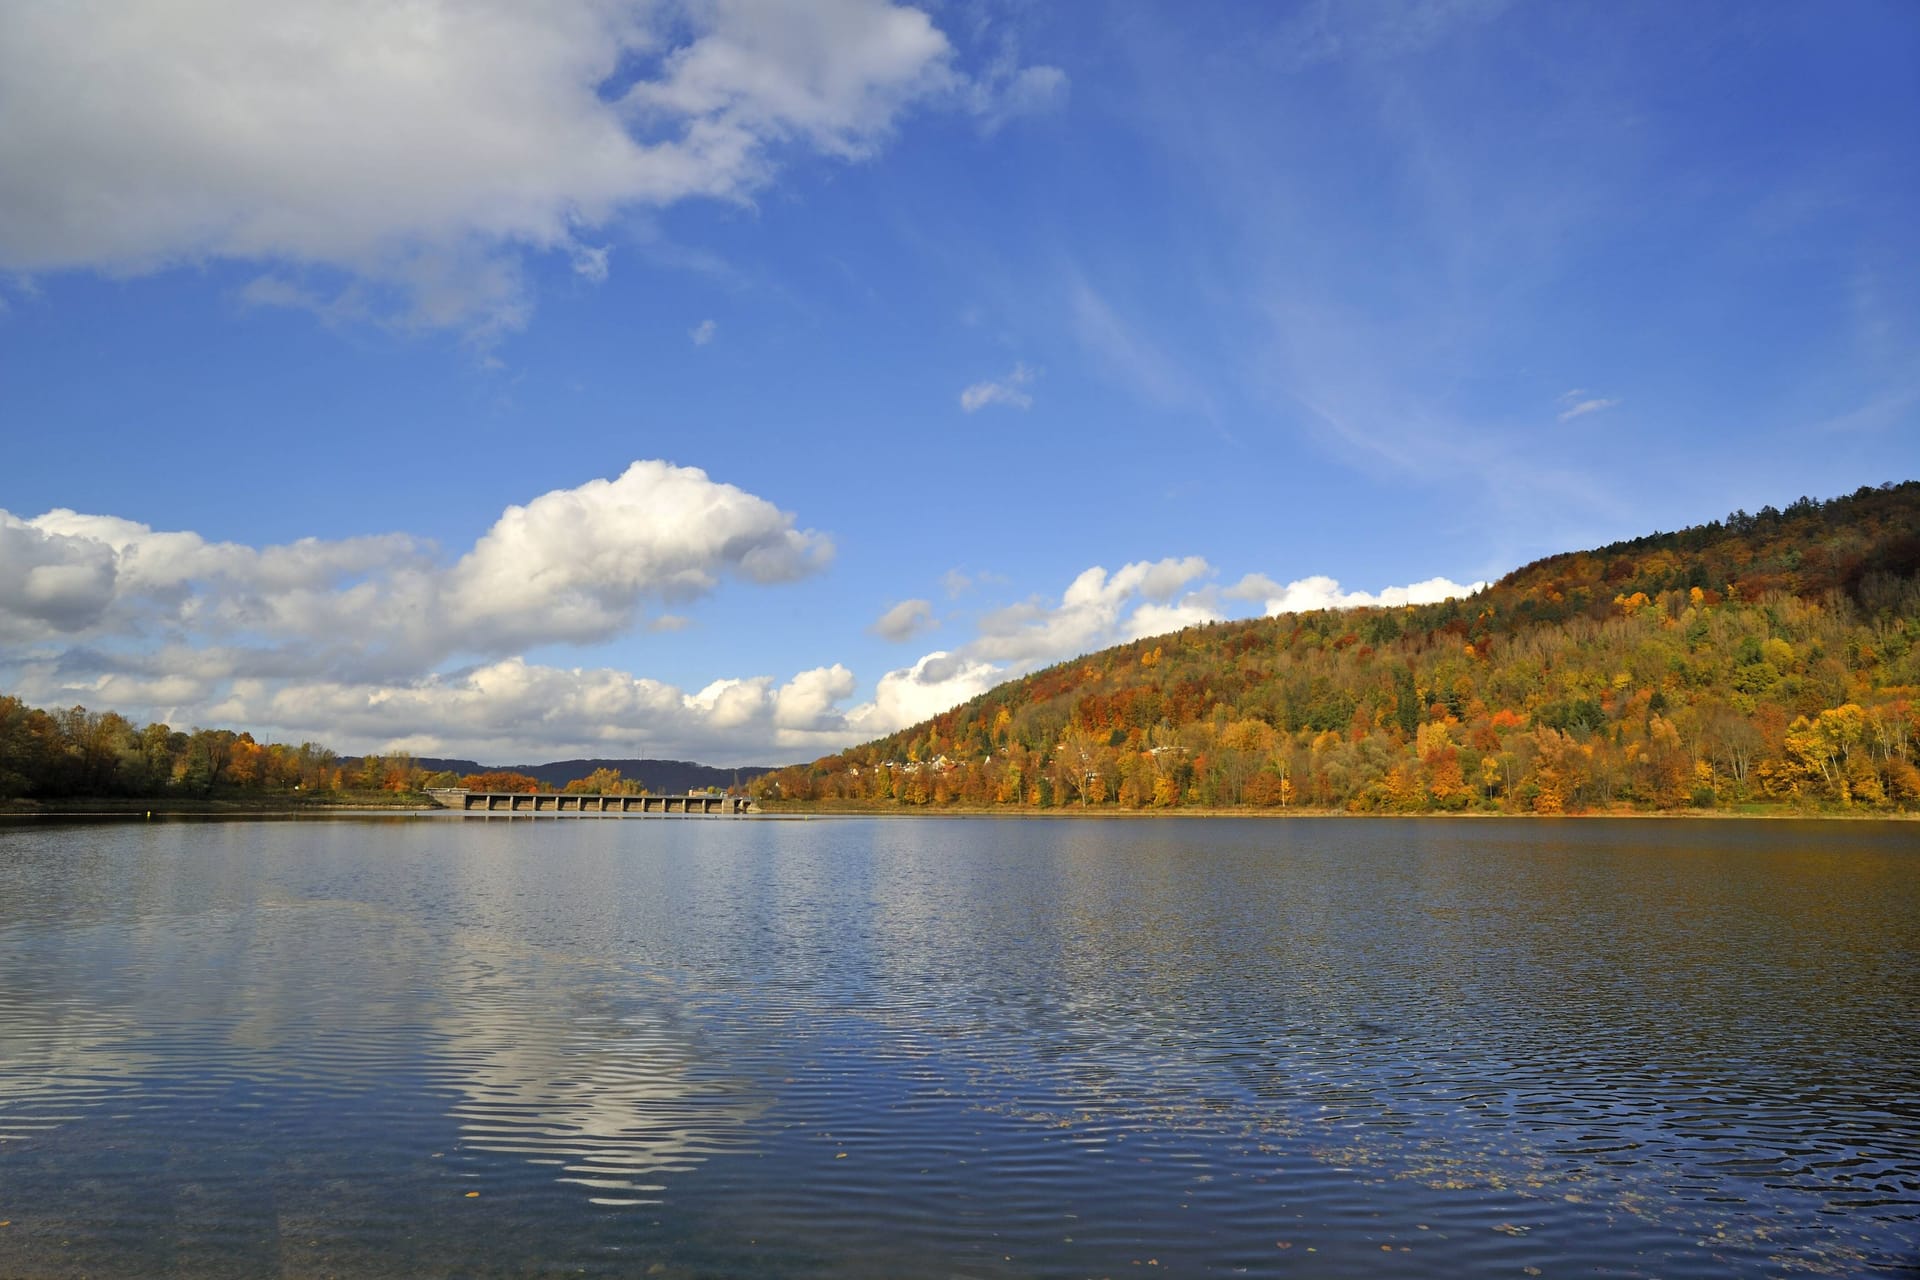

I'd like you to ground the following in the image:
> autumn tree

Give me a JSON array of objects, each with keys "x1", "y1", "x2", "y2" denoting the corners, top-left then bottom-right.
[
  {"x1": 564, "y1": 767, "x2": 644, "y2": 795},
  {"x1": 459, "y1": 771, "x2": 545, "y2": 793}
]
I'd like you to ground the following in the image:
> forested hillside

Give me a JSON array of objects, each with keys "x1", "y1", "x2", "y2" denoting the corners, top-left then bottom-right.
[
  {"x1": 381, "y1": 756, "x2": 776, "y2": 793},
  {"x1": 755, "y1": 483, "x2": 1920, "y2": 814}
]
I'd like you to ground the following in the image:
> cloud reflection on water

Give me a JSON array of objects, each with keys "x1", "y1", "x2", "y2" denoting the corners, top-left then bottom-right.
[{"x1": 429, "y1": 942, "x2": 764, "y2": 1205}]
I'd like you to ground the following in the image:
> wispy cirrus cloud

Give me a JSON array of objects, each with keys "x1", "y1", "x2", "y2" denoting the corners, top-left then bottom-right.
[
  {"x1": 1067, "y1": 276, "x2": 1210, "y2": 414},
  {"x1": 959, "y1": 362, "x2": 1037, "y2": 412},
  {"x1": 1266, "y1": 0, "x2": 1515, "y2": 71},
  {"x1": 962, "y1": 39, "x2": 1069, "y2": 133},
  {"x1": 1557, "y1": 390, "x2": 1620, "y2": 422}
]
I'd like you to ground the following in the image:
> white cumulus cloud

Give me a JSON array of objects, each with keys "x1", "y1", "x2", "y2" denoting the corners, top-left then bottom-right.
[
  {"x1": 845, "y1": 556, "x2": 1223, "y2": 736},
  {"x1": 221, "y1": 658, "x2": 865, "y2": 766},
  {"x1": 0, "y1": 0, "x2": 1062, "y2": 336},
  {"x1": 846, "y1": 651, "x2": 1003, "y2": 737},
  {"x1": 871, "y1": 598, "x2": 937, "y2": 642},
  {"x1": 0, "y1": 507, "x2": 426, "y2": 643},
  {"x1": 1225, "y1": 572, "x2": 1485, "y2": 615},
  {"x1": 968, "y1": 556, "x2": 1214, "y2": 663},
  {"x1": 773, "y1": 664, "x2": 859, "y2": 732},
  {"x1": 0, "y1": 461, "x2": 830, "y2": 670},
  {"x1": 443, "y1": 461, "x2": 832, "y2": 650},
  {"x1": 0, "y1": 514, "x2": 121, "y2": 636}
]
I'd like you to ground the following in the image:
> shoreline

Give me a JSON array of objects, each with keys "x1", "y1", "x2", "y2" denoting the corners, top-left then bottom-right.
[
  {"x1": 4, "y1": 797, "x2": 1912, "y2": 822},
  {"x1": 751, "y1": 803, "x2": 1918, "y2": 821},
  {"x1": 0, "y1": 796, "x2": 440, "y2": 818}
]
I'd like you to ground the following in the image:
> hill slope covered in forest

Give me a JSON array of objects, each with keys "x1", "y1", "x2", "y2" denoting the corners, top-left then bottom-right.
[
  {"x1": 359, "y1": 757, "x2": 775, "y2": 793},
  {"x1": 754, "y1": 483, "x2": 1920, "y2": 814}
]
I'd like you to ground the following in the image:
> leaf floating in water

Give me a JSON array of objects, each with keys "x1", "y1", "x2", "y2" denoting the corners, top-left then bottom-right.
[
  {"x1": 1523, "y1": 1268, "x2": 1543, "y2": 1276},
  {"x1": 465, "y1": 1191, "x2": 480, "y2": 1198},
  {"x1": 835, "y1": 1152, "x2": 847, "y2": 1159},
  {"x1": 1493, "y1": 1222, "x2": 1529, "y2": 1235}
]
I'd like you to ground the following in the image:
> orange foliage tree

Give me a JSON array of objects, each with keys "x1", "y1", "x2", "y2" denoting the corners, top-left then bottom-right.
[{"x1": 459, "y1": 771, "x2": 544, "y2": 793}]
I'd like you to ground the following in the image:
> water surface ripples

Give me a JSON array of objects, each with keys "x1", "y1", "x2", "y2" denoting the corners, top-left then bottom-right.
[{"x1": 0, "y1": 815, "x2": 1914, "y2": 1276}]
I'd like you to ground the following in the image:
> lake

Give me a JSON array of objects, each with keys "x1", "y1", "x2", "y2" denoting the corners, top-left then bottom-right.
[{"x1": 0, "y1": 815, "x2": 1915, "y2": 1277}]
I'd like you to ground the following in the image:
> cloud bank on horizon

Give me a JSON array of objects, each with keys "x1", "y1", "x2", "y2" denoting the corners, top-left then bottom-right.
[{"x1": 0, "y1": 464, "x2": 1482, "y2": 764}]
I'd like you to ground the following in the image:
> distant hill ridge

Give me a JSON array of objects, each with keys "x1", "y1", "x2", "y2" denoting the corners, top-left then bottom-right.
[
  {"x1": 755, "y1": 481, "x2": 1920, "y2": 814},
  {"x1": 356, "y1": 757, "x2": 780, "y2": 793}
]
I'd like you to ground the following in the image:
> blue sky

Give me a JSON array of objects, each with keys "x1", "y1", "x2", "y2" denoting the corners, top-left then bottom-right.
[{"x1": 2, "y1": 0, "x2": 1916, "y2": 764}]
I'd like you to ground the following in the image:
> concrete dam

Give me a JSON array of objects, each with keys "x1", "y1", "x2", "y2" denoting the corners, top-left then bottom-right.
[{"x1": 425, "y1": 789, "x2": 756, "y2": 816}]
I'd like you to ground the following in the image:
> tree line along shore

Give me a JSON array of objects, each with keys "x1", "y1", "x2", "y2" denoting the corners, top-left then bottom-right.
[{"x1": 0, "y1": 721, "x2": 690, "y2": 814}]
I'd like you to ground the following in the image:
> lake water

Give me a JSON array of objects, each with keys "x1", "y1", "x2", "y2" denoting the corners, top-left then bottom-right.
[{"x1": 0, "y1": 816, "x2": 1915, "y2": 1277}]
